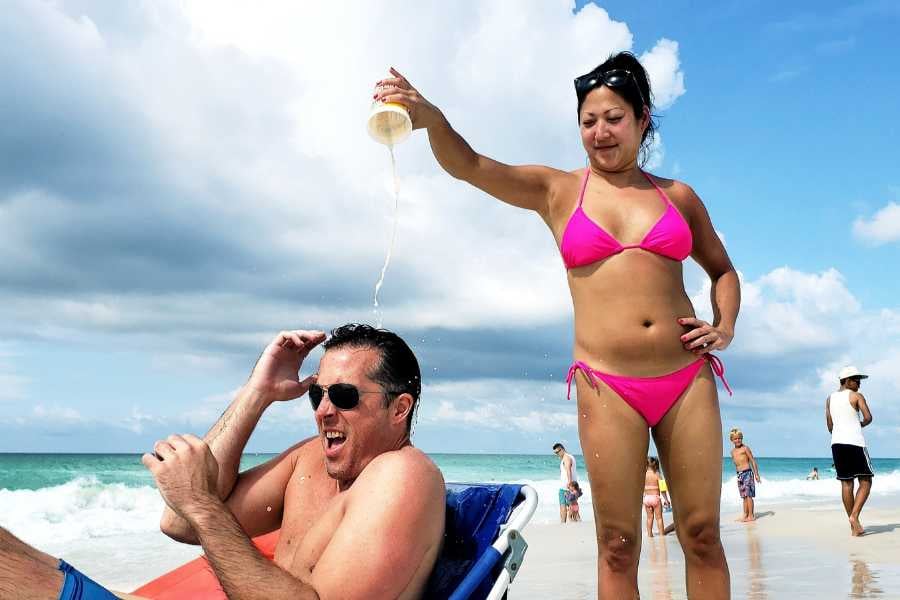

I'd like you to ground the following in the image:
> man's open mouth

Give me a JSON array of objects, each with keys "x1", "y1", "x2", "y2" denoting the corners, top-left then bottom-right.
[{"x1": 325, "y1": 430, "x2": 346, "y2": 450}]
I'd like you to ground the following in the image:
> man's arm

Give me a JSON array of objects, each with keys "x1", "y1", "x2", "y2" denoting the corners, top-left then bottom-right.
[
  {"x1": 159, "y1": 330, "x2": 325, "y2": 543},
  {"x1": 187, "y1": 497, "x2": 319, "y2": 600},
  {"x1": 856, "y1": 393, "x2": 873, "y2": 427},
  {"x1": 825, "y1": 396, "x2": 833, "y2": 433},
  {"x1": 163, "y1": 448, "x2": 445, "y2": 600},
  {"x1": 563, "y1": 455, "x2": 573, "y2": 485},
  {"x1": 745, "y1": 446, "x2": 761, "y2": 482}
]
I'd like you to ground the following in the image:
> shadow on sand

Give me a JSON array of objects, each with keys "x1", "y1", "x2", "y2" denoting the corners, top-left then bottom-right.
[{"x1": 862, "y1": 522, "x2": 900, "y2": 536}]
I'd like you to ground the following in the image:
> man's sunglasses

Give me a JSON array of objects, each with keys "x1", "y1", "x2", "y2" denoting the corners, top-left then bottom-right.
[
  {"x1": 574, "y1": 68, "x2": 646, "y2": 108},
  {"x1": 308, "y1": 383, "x2": 391, "y2": 411}
]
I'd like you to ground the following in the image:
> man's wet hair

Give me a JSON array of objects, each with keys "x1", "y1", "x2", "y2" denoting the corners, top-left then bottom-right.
[
  {"x1": 552, "y1": 443, "x2": 565, "y2": 451},
  {"x1": 324, "y1": 323, "x2": 421, "y2": 434}
]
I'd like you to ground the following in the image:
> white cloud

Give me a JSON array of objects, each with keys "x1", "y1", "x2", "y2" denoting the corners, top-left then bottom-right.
[
  {"x1": 0, "y1": 374, "x2": 29, "y2": 403},
  {"x1": 0, "y1": 1, "x2": 690, "y2": 346},
  {"x1": 853, "y1": 201, "x2": 900, "y2": 244},
  {"x1": 423, "y1": 378, "x2": 576, "y2": 433},
  {"x1": 434, "y1": 400, "x2": 577, "y2": 433},
  {"x1": 690, "y1": 266, "x2": 861, "y2": 357},
  {"x1": 640, "y1": 38, "x2": 686, "y2": 110},
  {"x1": 120, "y1": 405, "x2": 166, "y2": 435},
  {"x1": 0, "y1": 345, "x2": 28, "y2": 402},
  {"x1": 33, "y1": 404, "x2": 85, "y2": 423}
]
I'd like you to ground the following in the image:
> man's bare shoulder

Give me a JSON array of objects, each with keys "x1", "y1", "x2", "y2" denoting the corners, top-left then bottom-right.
[{"x1": 351, "y1": 447, "x2": 444, "y2": 502}]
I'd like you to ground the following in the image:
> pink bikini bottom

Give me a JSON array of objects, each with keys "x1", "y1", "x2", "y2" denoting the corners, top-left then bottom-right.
[
  {"x1": 566, "y1": 354, "x2": 732, "y2": 427},
  {"x1": 642, "y1": 494, "x2": 661, "y2": 508}
]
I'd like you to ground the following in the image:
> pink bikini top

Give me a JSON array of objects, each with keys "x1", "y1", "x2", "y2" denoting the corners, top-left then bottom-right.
[{"x1": 560, "y1": 169, "x2": 692, "y2": 269}]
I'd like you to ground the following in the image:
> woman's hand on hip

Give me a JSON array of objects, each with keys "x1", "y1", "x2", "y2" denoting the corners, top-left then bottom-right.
[
  {"x1": 677, "y1": 317, "x2": 733, "y2": 355},
  {"x1": 375, "y1": 67, "x2": 443, "y2": 130}
]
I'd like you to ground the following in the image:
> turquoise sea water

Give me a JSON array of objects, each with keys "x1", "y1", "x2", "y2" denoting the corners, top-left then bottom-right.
[{"x1": 2, "y1": 453, "x2": 899, "y2": 492}]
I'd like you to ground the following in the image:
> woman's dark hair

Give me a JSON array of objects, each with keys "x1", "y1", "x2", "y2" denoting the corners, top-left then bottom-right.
[
  {"x1": 576, "y1": 51, "x2": 658, "y2": 166},
  {"x1": 324, "y1": 323, "x2": 421, "y2": 434}
]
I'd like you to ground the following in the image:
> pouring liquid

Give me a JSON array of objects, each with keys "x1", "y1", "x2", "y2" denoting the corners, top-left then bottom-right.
[{"x1": 372, "y1": 146, "x2": 401, "y2": 328}]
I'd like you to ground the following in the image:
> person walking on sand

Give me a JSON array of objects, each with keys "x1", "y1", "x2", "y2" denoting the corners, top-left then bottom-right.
[
  {"x1": 729, "y1": 427, "x2": 761, "y2": 522},
  {"x1": 381, "y1": 50, "x2": 739, "y2": 598},
  {"x1": 553, "y1": 443, "x2": 579, "y2": 523},
  {"x1": 826, "y1": 366, "x2": 874, "y2": 537}
]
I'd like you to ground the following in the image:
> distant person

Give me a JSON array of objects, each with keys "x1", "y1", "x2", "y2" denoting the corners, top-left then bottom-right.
[
  {"x1": 826, "y1": 366, "x2": 874, "y2": 537},
  {"x1": 0, "y1": 325, "x2": 446, "y2": 599},
  {"x1": 729, "y1": 427, "x2": 761, "y2": 522},
  {"x1": 643, "y1": 457, "x2": 666, "y2": 537},
  {"x1": 552, "y1": 443, "x2": 578, "y2": 523},
  {"x1": 806, "y1": 467, "x2": 820, "y2": 480},
  {"x1": 566, "y1": 481, "x2": 584, "y2": 522}
]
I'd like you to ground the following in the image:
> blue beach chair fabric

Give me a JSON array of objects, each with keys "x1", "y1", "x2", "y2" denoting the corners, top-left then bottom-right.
[{"x1": 425, "y1": 483, "x2": 538, "y2": 600}]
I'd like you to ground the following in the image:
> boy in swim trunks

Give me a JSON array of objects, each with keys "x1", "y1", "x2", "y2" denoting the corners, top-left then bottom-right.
[{"x1": 730, "y1": 427, "x2": 761, "y2": 522}]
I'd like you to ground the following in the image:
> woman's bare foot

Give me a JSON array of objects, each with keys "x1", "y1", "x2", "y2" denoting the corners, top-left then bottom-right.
[{"x1": 849, "y1": 516, "x2": 865, "y2": 536}]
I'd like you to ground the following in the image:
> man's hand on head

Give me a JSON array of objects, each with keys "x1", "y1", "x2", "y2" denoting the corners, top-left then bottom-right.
[
  {"x1": 142, "y1": 434, "x2": 221, "y2": 520},
  {"x1": 246, "y1": 330, "x2": 326, "y2": 404}
]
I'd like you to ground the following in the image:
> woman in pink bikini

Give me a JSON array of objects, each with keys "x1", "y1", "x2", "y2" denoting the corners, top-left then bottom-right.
[{"x1": 377, "y1": 52, "x2": 738, "y2": 598}]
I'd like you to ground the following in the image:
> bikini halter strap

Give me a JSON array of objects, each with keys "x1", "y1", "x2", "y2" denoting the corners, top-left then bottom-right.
[{"x1": 577, "y1": 168, "x2": 591, "y2": 207}]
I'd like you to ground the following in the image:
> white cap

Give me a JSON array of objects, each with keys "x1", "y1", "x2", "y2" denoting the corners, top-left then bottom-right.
[{"x1": 838, "y1": 365, "x2": 868, "y2": 381}]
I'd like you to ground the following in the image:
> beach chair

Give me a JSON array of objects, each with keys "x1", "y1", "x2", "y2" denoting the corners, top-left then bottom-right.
[
  {"x1": 425, "y1": 483, "x2": 538, "y2": 600},
  {"x1": 134, "y1": 482, "x2": 537, "y2": 600}
]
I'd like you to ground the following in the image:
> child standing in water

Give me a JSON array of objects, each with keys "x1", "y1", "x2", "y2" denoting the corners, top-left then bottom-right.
[
  {"x1": 730, "y1": 427, "x2": 761, "y2": 522},
  {"x1": 565, "y1": 481, "x2": 583, "y2": 522},
  {"x1": 643, "y1": 457, "x2": 665, "y2": 537}
]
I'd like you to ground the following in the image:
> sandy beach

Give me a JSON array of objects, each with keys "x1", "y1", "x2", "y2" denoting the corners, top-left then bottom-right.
[{"x1": 511, "y1": 500, "x2": 900, "y2": 599}]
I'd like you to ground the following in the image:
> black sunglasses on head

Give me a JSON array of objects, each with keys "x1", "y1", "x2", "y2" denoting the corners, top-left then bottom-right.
[
  {"x1": 308, "y1": 382, "x2": 393, "y2": 411},
  {"x1": 574, "y1": 68, "x2": 646, "y2": 108}
]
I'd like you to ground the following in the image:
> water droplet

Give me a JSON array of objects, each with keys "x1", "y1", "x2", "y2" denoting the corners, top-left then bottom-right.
[{"x1": 266, "y1": 506, "x2": 272, "y2": 512}]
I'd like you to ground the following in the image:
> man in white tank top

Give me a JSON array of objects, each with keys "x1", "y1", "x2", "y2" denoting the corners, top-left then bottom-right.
[
  {"x1": 552, "y1": 443, "x2": 578, "y2": 523},
  {"x1": 826, "y1": 365, "x2": 874, "y2": 537}
]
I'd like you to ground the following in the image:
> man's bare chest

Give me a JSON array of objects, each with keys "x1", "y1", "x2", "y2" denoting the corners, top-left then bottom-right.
[{"x1": 272, "y1": 466, "x2": 342, "y2": 572}]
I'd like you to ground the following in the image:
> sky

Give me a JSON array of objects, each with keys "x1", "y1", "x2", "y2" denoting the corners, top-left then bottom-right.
[{"x1": 1, "y1": 0, "x2": 898, "y2": 457}]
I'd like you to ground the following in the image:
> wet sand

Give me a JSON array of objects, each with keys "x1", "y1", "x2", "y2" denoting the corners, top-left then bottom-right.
[{"x1": 511, "y1": 502, "x2": 900, "y2": 599}]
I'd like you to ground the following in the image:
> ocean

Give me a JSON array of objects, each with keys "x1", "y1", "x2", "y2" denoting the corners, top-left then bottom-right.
[{"x1": 2, "y1": 453, "x2": 899, "y2": 590}]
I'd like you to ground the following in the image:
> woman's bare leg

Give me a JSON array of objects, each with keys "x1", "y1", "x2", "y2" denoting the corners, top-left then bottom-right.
[
  {"x1": 575, "y1": 374, "x2": 650, "y2": 599},
  {"x1": 652, "y1": 365, "x2": 730, "y2": 600}
]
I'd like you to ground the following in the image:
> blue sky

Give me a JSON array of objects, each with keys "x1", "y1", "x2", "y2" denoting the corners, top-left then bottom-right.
[{"x1": 1, "y1": 1, "x2": 898, "y2": 457}]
